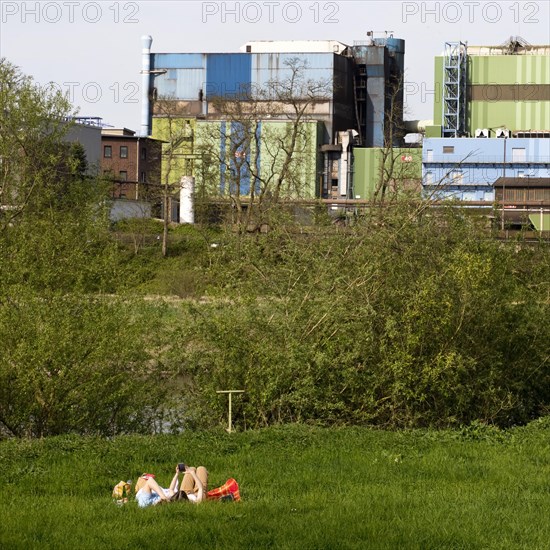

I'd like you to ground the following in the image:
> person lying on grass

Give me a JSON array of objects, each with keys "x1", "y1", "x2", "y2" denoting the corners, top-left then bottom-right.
[{"x1": 134, "y1": 464, "x2": 208, "y2": 507}]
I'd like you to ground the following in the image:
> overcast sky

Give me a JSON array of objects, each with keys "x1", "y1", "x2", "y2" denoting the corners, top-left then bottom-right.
[{"x1": 1, "y1": 1, "x2": 549, "y2": 128}]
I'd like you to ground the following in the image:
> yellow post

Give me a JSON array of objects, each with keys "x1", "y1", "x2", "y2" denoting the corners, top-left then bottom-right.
[{"x1": 216, "y1": 390, "x2": 244, "y2": 432}]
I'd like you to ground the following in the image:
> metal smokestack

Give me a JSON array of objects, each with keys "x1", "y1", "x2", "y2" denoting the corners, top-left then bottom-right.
[{"x1": 140, "y1": 35, "x2": 153, "y2": 137}]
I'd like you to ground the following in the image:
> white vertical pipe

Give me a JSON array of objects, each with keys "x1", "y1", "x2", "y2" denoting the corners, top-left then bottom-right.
[
  {"x1": 339, "y1": 131, "x2": 350, "y2": 197},
  {"x1": 140, "y1": 35, "x2": 153, "y2": 137},
  {"x1": 179, "y1": 176, "x2": 195, "y2": 224}
]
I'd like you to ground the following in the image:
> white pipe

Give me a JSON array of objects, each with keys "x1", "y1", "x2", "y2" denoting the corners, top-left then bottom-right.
[
  {"x1": 403, "y1": 119, "x2": 433, "y2": 133},
  {"x1": 180, "y1": 176, "x2": 195, "y2": 224},
  {"x1": 338, "y1": 131, "x2": 351, "y2": 197},
  {"x1": 140, "y1": 35, "x2": 153, "y2": 137}
]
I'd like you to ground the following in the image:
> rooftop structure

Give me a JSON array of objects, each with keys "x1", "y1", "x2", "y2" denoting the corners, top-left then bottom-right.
[{"x1": 240, "y1": 40, "x2": 350, "y2": 54}]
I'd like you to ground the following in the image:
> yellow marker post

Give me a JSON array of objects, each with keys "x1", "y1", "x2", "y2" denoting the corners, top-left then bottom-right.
[{"x1": 216, "y1": 390, "x2": 244, "y2": 433}]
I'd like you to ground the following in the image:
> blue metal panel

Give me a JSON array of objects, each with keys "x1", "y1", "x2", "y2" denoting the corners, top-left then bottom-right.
[
  {"x1": 154, "y1": 67, "x2": 206, "y2": 100},
  {"x1": 252, "y1": 53, "x2": 335, "y2": 98},
  {"x1": 422, "y1": 137, "x2": 550, "y2": 198},
  {"x1": 175, "y1": 69, "x2": 206, "y2": 100},
  {"x1": 206, "y1": 54, "x2": 251, "y2": 98},
  {"x1": 155, "y1": 77, "x2": 176, "y2": 98},
  {"x1": 381, "y1": 38, "x2": 405, "y2": 54},
  {"x1": 151, "y1": 53, "x2": 204, "y2": 70},
  {"x1": 229, "y1": 121, "x2": 251, "y2": 195}
]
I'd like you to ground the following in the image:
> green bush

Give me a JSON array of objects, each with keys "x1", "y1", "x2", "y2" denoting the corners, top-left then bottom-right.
[
  {"x1": 174, "y1": 206, "x2": 550, "y2": 429},
  {"x1": 0, "y1": 294, "x2": 170, "y2": 437}
]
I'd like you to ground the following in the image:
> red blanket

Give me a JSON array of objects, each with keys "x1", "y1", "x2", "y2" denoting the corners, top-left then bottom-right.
[{"x1": 206, "y1": 478, "x2": 241, "y2": 501}]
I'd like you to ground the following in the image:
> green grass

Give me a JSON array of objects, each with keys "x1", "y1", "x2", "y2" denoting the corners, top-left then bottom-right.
[{"x1": 1, "y1": 423, "x2": 549, "y2": 549}]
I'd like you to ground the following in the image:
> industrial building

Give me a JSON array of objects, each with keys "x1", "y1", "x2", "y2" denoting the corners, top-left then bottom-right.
[
  {"x1": 101, "y1": 128, "x2": 162, "y2": 200},
  {"x1": 138, "y1": 34, "x2": 548, "y2": 228},
  {"x1": 422, "y1": 137, "x2": 550, "y2": 201},
  {"x1": 427, "y1": 38, "x2": 549, "y2": 139},
  {"x1": 64, "y1": 117, "x2": 103, "y2": 175},
  {"x1": 421, "y1": 37, "x2": 549, "y2": 215},
  {"x1": 139, "y1": 34, "x2": 407, "y2": 203}
]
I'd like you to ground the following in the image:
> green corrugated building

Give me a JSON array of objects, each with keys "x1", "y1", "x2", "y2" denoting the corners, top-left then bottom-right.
[
  {"x1": 353, "y1": 148, "x2": 422, "y2": 199},
  {"x1": 430, "y1": 40, "x2": 550, "y2": 137}
]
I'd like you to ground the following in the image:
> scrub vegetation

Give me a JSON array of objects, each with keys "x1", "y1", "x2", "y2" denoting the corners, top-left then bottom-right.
[{"x1": 1, "y1": 58, "x2": 549, "y2": 437}]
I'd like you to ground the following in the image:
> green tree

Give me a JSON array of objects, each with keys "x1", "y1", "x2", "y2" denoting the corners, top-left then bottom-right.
[
  {"x1": 0, "y1": 58, "x2": 77, "y2": 228},
  {"x1": 0, "y1": 295, "x2": 169, "y2": 437}
]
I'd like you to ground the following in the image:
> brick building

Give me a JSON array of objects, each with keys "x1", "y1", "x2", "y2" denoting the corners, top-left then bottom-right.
[{"x1": 101, "y1": 128, "x2": 162, "y2": 199}]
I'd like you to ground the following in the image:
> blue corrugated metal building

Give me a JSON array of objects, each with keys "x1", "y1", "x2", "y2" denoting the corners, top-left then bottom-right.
[{"x1": 423, "y1": 137, "x2": 550, "y2": 200}]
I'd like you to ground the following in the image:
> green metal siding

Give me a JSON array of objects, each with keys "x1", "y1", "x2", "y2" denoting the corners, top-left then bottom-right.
[
  {"x1": 152, "y1": 117, "x2": 321, "y2": 198},
  {"x1": 354, "y1": 149, "x2": 379, "y2": 199},
  {"x1": 353, "y1": 148, "x2": 422, "y2": 199},
  {"x1": 529, "y1": 212, "x2": 550, "y2": 231},
  {"x1": 151, "y1": 117, "x2": 196, "y2": 186},
  {"x1": 469, "y1": 100, "x2": 549, "y2": 133},
  {"x1": 433, "y1": 54, "x2": 550, "y2": 134},
  {"x1": 259, "y1": 121, "x2": 320, "y2": 199},
  {"x1": 469, "y1": 55, "x2": 549, "y2": 85}
]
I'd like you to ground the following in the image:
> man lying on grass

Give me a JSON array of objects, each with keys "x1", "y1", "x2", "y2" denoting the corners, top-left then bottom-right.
[{"x1": 134, "y1": 464, "x2": 208, "y2": 507}]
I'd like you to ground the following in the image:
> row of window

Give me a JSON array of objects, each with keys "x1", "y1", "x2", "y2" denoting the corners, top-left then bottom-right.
[
  {"x1": 103, "y1": 170, "x2": 147, "y2": 182},
  {"x1": 427, "y1": 147, "x2": 527, "y2": 160},
  {"x1": 103, "y1": 145, "x2": 147, "y2": 159},
  {"x1": 424, "y1": 169, "x2": 542, "y2": 185}
]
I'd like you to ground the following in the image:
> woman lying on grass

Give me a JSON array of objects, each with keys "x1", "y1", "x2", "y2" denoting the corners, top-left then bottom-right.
[{"x1": 134, "y1": 464, "x2": 208, "y2": 507}]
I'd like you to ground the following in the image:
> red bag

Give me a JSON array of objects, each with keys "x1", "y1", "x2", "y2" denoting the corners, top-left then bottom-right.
[{"x1": 206, "y1": 478, "x2": 241, "y2": 502}]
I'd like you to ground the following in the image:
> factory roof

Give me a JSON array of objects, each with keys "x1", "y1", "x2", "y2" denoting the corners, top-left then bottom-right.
[{"x1": 240, "y1": 40, "x2": 349, "y2": 54}]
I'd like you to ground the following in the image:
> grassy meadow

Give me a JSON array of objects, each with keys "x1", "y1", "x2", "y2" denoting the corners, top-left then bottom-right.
[{"x1": 1, "y1": 422, "x2": 549, "y2": 549}]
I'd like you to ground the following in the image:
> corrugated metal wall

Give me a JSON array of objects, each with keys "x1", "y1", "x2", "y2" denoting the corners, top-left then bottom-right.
[
  {"x1": 152, "y1": 53, "x2": 204, "y2": 70},
  {"x1": 433, "y1": 54, "x2": 550, "y2": 134},
  {"x1": 206, "y1": 53, "x2": 252, "y2": 98},
  {"x1": 251, "y1": 52, "x2": 335, "y2": 93},
  {"x1": 152, "y1": 53, "x2": 206, "y2": 100}
]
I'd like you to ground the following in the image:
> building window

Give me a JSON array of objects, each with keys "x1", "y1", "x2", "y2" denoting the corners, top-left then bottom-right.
[
  {"x1": 425, "y1": 171, "x2": 434, "y2": 185},
  {"x1": 141, "y1": 147, "x2": 147, "y2": 160},
  {"x1": 103, "y1": 145, "x2": 112, "y2": 158},
  {"x1": 141, "y1": 171, "x2": 146, "y2": 183},
  {"x1": 443, "y1": 146, "x2": 454, "y2": 154},
  {"x1": 119, "y1": 171, "x2": 127, "y2": 181},
  {"x1": 120, "y1": 146, "x2": 128, "y2": 158}
]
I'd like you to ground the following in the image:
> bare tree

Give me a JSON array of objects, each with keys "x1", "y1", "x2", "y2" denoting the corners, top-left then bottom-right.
[
  {"x1": 199, "y1": 58, "x2": 332, "y2": 232},
  {"x1": 372, "y1": 75, "x2": 416, "y2": 203},
  {"x1": 152, "y1": 98, "x2": 195, "y2": 256}
]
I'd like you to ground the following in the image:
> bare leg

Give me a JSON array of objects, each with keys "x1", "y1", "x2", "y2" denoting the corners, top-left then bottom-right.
[{"x1": 144, "y1": 477, "x2": 173, "y2": 501}]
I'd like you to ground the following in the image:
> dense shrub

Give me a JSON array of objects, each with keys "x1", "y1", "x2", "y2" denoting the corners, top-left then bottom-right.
[
  {"x1": 0, "y1": 294, "x2": 170, "y2": 437},
  {"x1": 174, "y1": 206, "x2": 550, "y2": 429}
]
